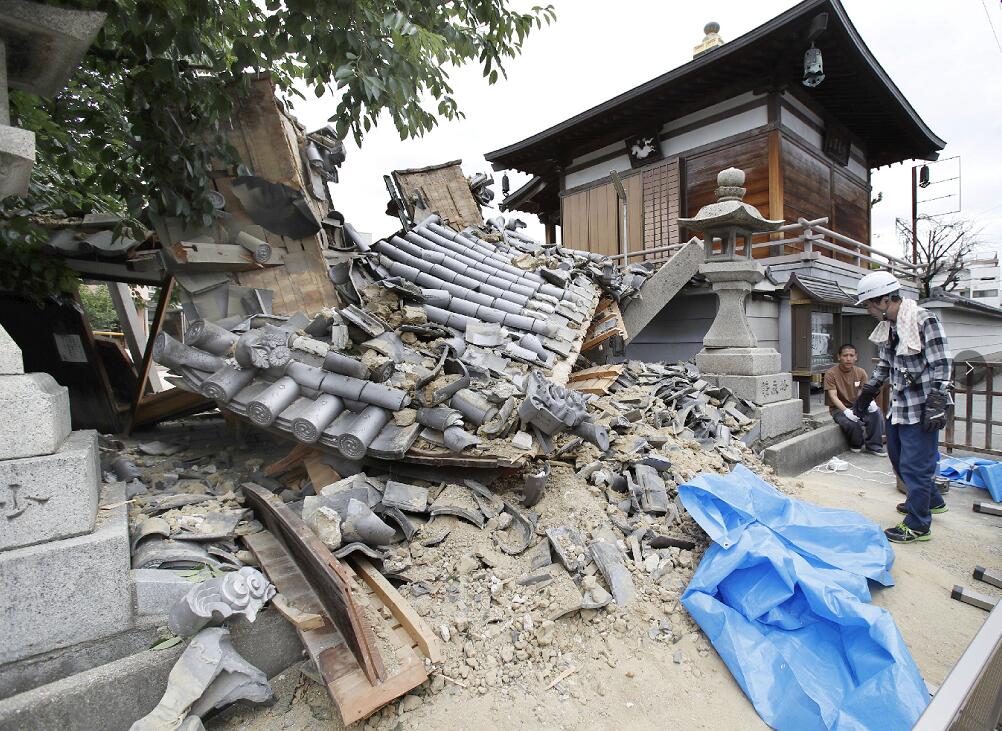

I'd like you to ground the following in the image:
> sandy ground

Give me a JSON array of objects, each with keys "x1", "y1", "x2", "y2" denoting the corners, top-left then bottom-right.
[{"x1": 207, "y1": 449, "x2": 1001, "y2": 731}]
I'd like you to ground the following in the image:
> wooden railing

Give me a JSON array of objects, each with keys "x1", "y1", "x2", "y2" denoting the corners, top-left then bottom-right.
[
  {"x1": 943, "y1": 361, "x2": 1002, "y2": 457},
  {"x1": 752, "y1": 217, "x2": 919, "y2": 281},
  {"x1": 609, "y1": 217, "x2": 918, "y2": 281}
]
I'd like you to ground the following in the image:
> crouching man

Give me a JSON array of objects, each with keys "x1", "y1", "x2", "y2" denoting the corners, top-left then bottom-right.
[
  {"x1": 851, "y1": 271, "x2": 953, "y2": 544},
  {"x1": 824, "y1": 343, "x2": 885, "y2": 454}
]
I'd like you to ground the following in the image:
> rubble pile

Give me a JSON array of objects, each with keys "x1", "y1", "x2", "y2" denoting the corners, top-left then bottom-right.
[
  {"x1": 134, "y1": 215, "x2": 784, "y2": 723},
  {"x1": 152, "y1": 216, "x2": 656, "y2": 467}
]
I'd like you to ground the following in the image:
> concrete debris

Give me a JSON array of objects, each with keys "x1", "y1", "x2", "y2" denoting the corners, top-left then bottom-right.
[{"x1": 168, "y1": 567, "x2": 276, "y2": 637}]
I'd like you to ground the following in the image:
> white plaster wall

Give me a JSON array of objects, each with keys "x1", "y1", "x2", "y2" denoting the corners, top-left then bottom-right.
[
  {"x1": 782, "y1": 92, "x2": 823, "y2": 126},
  {"x1": 661, "y1": 91, "x2": 761, "y2": 134},
  {"x1": 847, "y1": 150, "x2": 868, "y2": 180},
  {"x1": 782, "y1": 113, "x2": 823, "y2": 149},
  {"x1": 564, "y1": 154, "x2": 632, "y2": 190},
  {"x1": 662, "y1": 107, "x2": 768, "y2": 158},
  {"x1": 564, "y1": 106, "x2": 768, "y2": 191}
]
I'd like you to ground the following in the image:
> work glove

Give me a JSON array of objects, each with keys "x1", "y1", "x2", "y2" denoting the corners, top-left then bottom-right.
[
  {"x1": 867, "y1": 402, "x2": 879, "y2": 414},
  {"x1": 852, "y1": 382, "x2": 880, "y2": 420},
  {"x1": 843, "y1": 408, "x2": 860, "y2": 423},
  {"x1": 922, "y1": 388, "x2": 951, "y2": 432}
]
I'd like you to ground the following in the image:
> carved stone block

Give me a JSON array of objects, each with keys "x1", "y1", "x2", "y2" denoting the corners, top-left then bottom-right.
[{"x1": 0, "y1": 429, "x2": 99, "y2": 551}]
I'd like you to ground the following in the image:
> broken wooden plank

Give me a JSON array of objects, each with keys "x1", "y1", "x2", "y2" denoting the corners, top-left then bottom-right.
[
  {"x1": 567, "y1": 364, "x2": 624, "y2": 383},
  {"x1": 245, "y1": 529, "x2": 430, "y2": 725},
  {"x1": 582, "y1": 299, "x2": 625, "y2": 352},
  {"x1": 350, "y1": 557, "x2": 442, "y2": 663},
  {"x1": 131, "y1": 387, "x2": 212, "y2": 429},
  {"x1": 263, "y1": 443, "x2": 315, "y2": 478},
  {"x1": 242, "y1": 482, "x2": 385, "y2": 684},
  {"x1": 271, "y1": 592, "x2": 325, "y2": 631},
  {"x1": 567, "y1": 376, "x2": 618, "y2": 396},
  {"x1": 304, "y1": 449, "x2": 341, "y2": 491}
]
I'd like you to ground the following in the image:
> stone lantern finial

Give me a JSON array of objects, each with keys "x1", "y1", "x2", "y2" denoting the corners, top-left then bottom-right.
[{"x1": 715, "y1": 167, "x2": 746, "y2": 202}]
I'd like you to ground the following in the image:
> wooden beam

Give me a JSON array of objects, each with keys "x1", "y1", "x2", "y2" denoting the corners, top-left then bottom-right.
[
  {"x1": 351, "y1": 557, "x2": 442, "y2": 663},
  {"x1": 108, "y1": 282, "x2": 146, "y2": 367},
  {"x1": 242, "y1": 482, "x2": 385, "y2": 684},
  {"x1": 132, "y1": 276, "x2": 174, "y2": 403}
]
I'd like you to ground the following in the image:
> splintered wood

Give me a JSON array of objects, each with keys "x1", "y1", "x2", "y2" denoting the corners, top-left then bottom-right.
[
  {"x1": 567, "y1": 364, "x2": 625, "y2": 395},
  {"x1": 581, "y1": 298, "x2": 626, "y2": 353},
  {"x1": 244, "y1": 485, "x2": 440, "y2": 724}
]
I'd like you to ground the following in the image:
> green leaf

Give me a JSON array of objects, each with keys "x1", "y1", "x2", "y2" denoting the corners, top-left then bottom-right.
[{"x1": 150, "y1": 636, "x2": 183, "y2": 650}]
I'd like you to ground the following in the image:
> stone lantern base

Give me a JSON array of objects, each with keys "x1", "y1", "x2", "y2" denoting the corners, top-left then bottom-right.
[{"x1": 694, "y1": 263, "x2": 803, "y2": 442}]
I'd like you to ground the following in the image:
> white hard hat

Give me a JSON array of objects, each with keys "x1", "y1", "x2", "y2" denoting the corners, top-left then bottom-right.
[{"x1": 854, "y1": 271, "x2": 900, "y2": 305}]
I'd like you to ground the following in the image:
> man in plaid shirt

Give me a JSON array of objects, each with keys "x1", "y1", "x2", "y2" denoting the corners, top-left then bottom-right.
[{"x1": 852, "y1": 271, "x2": 953, "y2": 543}]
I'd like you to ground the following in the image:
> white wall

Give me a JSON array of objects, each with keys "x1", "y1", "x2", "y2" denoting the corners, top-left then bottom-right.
[{"x1": 564, "y1": 92, "x2": 768, "y2": 192}]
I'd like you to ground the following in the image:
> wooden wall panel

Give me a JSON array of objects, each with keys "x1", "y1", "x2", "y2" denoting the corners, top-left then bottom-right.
[
  {"x1": 683, "y1": 134, "x2": 770, "y2": 257},
  {"x1": 781, "y1": 137, "x2": 832, "y2": 255},
  {"x1": 684, "y1": 135, "x2": 770, "y2": 219},
  {"x1": 560, "y1": 182, "x2": 618, "y2": 256},
  {"x1": 832, "y1": 171, "x2": 869, "y2": 246}
]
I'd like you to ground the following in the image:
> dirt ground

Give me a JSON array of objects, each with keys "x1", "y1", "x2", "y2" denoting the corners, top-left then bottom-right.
[{"x1": 206, "y1": 448, "x2": 1001, "y2": 731}]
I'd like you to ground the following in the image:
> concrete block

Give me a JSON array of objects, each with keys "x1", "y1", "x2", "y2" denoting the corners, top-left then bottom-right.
[
  {"x1": 0, "y1": 430, "x2": 99, "y2": 551},
  {"x1": 695, "y1": 347, "x2": 781, "y2": 376},
  {"x1": 706, "y1": 373, "x2": 794, "y2": 405},
  {"x1": 131, "y1": 569, "x2": 193, "y2": 617},
  {"x1": 0, "y1": 373, "x2": 70, "y2": 460},
  {"x1": 623, "y1": 240, "x2": 703, "y2": 343},
  {"x1": 0, "y1": 608, "x2": 302, "y2": 731},
  {"x1": 0, "y1": 326, "x2": 23, "y2": 375},
  {"x1": 753, "y1": 397, "x2": 804, "y2": 441},
  {"x1": 763, "y1": 423, "x2": 850, "y2": 476},
  {"x1": 0, "y1": 483, "x2": 132, "y2": 665}
]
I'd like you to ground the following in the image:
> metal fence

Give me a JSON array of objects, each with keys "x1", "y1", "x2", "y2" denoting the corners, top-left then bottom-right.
[{"x1": 943, "y1": 361, "x2": 1002, "y2": 457}]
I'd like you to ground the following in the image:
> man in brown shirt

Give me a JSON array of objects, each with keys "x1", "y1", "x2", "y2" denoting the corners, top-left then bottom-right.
[{"x1": 824, "y1": 343, "x2": 886, "y2": 454}]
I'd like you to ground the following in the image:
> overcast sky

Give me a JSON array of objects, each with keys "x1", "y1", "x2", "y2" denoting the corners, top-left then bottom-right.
[{"x1": 288, "y1": 0, "x2": 1002, "y2": 260}]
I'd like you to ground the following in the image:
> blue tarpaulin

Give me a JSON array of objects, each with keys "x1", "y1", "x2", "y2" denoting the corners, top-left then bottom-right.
[
  {"x1": 938, "y1": 455, "x2": 1002, "y2": 502},
  {"x1": 680, "y1": 465, "x2": 929, "y2": 731}
]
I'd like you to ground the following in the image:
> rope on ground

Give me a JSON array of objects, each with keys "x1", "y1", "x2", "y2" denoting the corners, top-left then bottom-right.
[{"x1": 807, "y1": 457, "x2": 897, "y2": 485}]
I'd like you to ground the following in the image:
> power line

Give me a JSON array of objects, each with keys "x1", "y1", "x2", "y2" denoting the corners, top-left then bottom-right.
[{"x1": 981, "y1": 0, "x2": 1002, "y2": 56}]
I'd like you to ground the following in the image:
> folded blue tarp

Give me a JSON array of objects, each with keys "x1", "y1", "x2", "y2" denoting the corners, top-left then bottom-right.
[
  {"x1": 938, "y1": 455, "x2": 1002, "y2": 502},
  {"x1": 680, "y1": 465, "x2": 929, "y2": 731}
]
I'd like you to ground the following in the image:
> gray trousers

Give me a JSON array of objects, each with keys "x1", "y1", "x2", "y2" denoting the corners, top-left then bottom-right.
[{"x1": 832, "y1": 409, "x2": 886, "y2": 450}]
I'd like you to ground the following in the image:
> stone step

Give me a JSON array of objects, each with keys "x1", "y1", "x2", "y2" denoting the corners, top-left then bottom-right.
[
  {"x1": 763, "y1": 423, "x2": 850, "y2": 476},
  {"x1": 0, "y1": 483, "x2": 132, "y2": 665},
  {"x1": 0, "y1": 609, "x2": 301, "y2": 730},
  {"x1": 752, "y1": 397, "x2": 805, "y2": 441},
  {"x1": 0, "y1": 430, "x2": 99, "y2": 551},
  {"x1": 0, "y1": 372, "x2": 71, "y2": 460}
]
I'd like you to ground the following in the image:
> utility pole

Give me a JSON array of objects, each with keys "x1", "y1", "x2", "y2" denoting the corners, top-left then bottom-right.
[{"x1": 911, "y1": 165, "x2": 918, "y2": 264}]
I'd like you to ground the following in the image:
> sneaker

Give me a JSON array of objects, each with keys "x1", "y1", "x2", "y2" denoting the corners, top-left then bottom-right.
[
  {"x1": 850, "y1": 447, "x2": 862, "y2": 454},
  {"x1": 885, "y1": 522, "x2": 931, "y2": 543},
  {"x1": 865, "y1": 446, "x2": 886, "y2": 455},
  {"x1": 897, "y1": 502, "x2": 948, "y2": 515}
]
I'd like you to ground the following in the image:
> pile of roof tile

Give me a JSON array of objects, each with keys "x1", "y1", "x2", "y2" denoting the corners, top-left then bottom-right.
[{"x1": 152, "y1": 217, "x2": 642, "y2": 467}]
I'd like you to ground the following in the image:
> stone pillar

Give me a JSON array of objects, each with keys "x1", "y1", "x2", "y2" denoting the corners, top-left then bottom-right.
[
  {"x1": 0, "y1": 326, "x2": 132, "y2": 666},
  {"x1": 694, "y1": 273, "x2": 803, "y2": 441},
  {"x1": 700, "y1": 261, "x2": 762, "y2": 348}
]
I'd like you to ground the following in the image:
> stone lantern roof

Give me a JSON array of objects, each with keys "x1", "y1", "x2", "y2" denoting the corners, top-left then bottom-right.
[{"x1": 678, "y1": 167, "x2": 783, "y2": 235}]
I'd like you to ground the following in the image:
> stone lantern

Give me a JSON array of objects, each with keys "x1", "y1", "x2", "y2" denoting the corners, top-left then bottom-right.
[
  {"x1": 0, "y1": 2, "x2": 105, "y2": 199},
  {"x1": 678, "y1": 167, "x2": 782, "y2": 349},
  {"x1": 679, "y1": 167, "x2": 802, "y2": 442}
]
